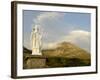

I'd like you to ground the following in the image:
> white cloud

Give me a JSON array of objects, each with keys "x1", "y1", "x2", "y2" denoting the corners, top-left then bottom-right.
[
  {"x1": 42, "y1": 42, "x2": 58, "y2": 49},
  {"x1": 33, "y1": 12, "x2": 66, "y2": 42},
  {"x1": 63, "y1": 30, "x2": 90, "y2": 42},
  {"x1": 34, "y1": 12, "x2": 64, "y2": 24}
]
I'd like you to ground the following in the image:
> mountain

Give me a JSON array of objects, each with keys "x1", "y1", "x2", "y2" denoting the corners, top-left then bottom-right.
[
  {"x1": 42, "y1": 42, "x2": 91, "y2": 67},
  {"x1": 42, "y1": 42, "x2": 90, "y2": 60}
]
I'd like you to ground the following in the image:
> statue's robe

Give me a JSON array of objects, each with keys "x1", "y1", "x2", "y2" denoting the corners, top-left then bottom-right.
[{"x1": 31, "y1": 28, "x2": 42, "y2": 55}]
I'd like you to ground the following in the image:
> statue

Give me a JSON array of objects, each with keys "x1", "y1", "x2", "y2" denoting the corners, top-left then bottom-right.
[{"x1": 30, "y1": 25, "x2": 42, "y2": 55}]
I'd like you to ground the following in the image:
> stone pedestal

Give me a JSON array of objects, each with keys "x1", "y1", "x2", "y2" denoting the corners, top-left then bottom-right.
[{"x1": 24, "y1": 55, "x2": 46, "y2": 69}]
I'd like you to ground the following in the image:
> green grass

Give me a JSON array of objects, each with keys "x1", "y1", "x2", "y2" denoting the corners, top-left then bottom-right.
[{"x1": 46, "y1": 57, "x2": 90, "y2": 68}]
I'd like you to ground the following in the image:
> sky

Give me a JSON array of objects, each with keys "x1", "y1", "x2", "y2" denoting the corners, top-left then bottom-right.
[{"x1": 23, "y1": 10, "x2": 91, "y2": 52}]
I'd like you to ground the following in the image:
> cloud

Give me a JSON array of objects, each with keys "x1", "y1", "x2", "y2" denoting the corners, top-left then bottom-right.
[
  {"x1": 42, "y1": 42, "x2": 58, "y2": 49},
  {"x1": 61, "y1": 30, "x2": 90, "y2": 52},
  {"x1": 34, "y1": 12, "x2": 64, "y2": 24},
  {"x1": 33, "y1": 12, "x2": 66, "y2": 42},
  {"x1": 63, "y1": 30, "x2": 90, "y2": 42}
]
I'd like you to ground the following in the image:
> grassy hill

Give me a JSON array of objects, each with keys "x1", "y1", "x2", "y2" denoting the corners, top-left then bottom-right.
[
  {"x1": 42, "y1": 42, "x2": 90, "y2": 59},
  {"x1": 23, "y1": 42, "x2": 91, "y2": 68}
]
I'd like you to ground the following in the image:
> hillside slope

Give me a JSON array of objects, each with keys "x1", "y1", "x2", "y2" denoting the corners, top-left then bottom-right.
[{"x1": 42, "y1": 42, "x2": 90, "y2": 59}]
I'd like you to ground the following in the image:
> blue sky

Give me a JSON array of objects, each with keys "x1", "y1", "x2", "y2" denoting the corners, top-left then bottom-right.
[{"x1": 23, "y1": 10, "x2": 91, "y2": 52}]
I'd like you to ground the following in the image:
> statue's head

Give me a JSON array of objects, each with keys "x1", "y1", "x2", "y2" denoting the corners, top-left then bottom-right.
[
  {"x1": 33, "y1": 25, "x2": 39, "y2": 33},
  {"x1": 33, "y1": 28, "x2": 35, "y2": 31}
]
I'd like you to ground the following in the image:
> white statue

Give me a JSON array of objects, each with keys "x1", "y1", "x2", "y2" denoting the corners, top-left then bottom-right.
[{"x1": 30, "y1": 25, "x2": 42, "y2": 55}]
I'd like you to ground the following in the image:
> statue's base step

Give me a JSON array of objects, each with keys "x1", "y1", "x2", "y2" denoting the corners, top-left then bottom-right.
[{"x1": 32, "y1": 52, "x2": 42, "y2": 55}]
